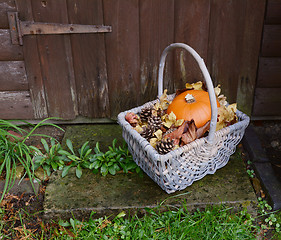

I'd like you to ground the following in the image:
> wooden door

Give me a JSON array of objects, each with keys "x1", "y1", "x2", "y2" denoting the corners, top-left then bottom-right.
[{"x1": 0, "y1": 0, "x2": 267, "y2": 121}]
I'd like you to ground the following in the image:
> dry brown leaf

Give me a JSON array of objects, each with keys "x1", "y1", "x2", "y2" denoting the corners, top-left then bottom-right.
[
  {"x1": 252, "y1": 177, "x2": 263, "y2": 196},
  {"x1": 185, "y1": 81, "x2": 203, "y2": 90},
  {"x1": 196, "y1": 121, "x2": 210, "y2": 139},
  {"x1": 175, "y1": 119, "x2": 184, "y2": 127},
  {"x1": 181, "y1": 120, "x2": 197, "y2": 145},
  {"x1": 162, "y1": 111, "x2": 184, "y2": 129},
  {"x1": 133, "y1": 124, "x2": 144, "y2": 133},
  {"x1": 159, "y1": 89, "x2": 170, "y2": 110},
  {"x1": 216, "y1": 104, "x2": 237, "y2": 131},
  {"x1": 164, "y1": 120, "x2": 187, "y2": 144},
  {"x1": 154, "y1": 129, "x2": 163, "y2": 141},
  {"x1": 218, "y1": 94, "x2": 227, "y2": 106},
  {"x1": 214, "y1": 84, "x2": 221, "y2": 97},
  {"x1": 150, "y1": 138, "x2": 158, "y2": 148},
  {"x1": 99, "y1": 219, "x2": 112, "y2": 230}
]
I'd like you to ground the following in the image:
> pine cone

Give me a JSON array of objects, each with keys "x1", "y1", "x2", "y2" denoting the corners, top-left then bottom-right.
[
  {"x1": 140, "y1": 127, "x2": 154, "y2": 140},
  {"x1": 156, "y1": 139, "x2": 174, "y2": 155},
  {"x1": 156, "y1": 108, "x2": 165, "y2": 117},
  {"x1": 139, "y1": 107, "x2": 152, "y2": 122},
  {"x1": 148, "y1": 116, "x2": 162, "y2": 131}
]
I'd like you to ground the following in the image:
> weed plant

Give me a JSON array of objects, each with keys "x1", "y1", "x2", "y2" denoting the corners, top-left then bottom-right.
[
  {"x1": 89, "y1": 139, "x2": 142, "y2": 177},
  {"x1": 31, "y1": 138, "x2": 65, "y2": 176},
  {"x1": 0, "y1": 118, "x2": 63, "y2": 202},
  {"x1": 58, "y1": 139, "x2": 94, "y2": 178},
  {"x1": 58, "y1": 139, "x2": 142, "y2": 178}
]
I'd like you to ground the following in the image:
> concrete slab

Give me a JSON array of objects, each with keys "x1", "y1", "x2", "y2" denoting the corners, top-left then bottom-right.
[
  {"x1": 62, "y1": 124, "x2": 124, "y2": 153},
  {"x1": 44, "y1": 152, "x2": 257, "y2": 220},
  {"x1": 0, "y1": 179, "x2": 40, "y2": 195}
]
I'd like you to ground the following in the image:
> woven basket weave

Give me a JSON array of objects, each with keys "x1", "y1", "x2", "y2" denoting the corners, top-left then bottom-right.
[{"x1": 117, "y1": 43, "x2": 250, "y2": 194}]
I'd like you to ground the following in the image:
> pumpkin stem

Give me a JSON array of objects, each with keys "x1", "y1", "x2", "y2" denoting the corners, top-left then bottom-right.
[{"x1": 185, "y1": 93, "x2": 195, "y2": 103}]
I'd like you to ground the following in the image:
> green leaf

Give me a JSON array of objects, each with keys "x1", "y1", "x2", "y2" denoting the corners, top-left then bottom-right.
[
  {"x1": 70, "y1": 218, "x2": 75, "y2": 230},
  {"x1": 114, "y1": 163, "x2": 121, "y2": 172},
  {"x1": 90, "y1": 160, "x2": 101, "y2": 169},
  {"x1": 68, "y1": 155, "x2": 79, "y2": 162},
  {"x1": 115, "y1": 211, "x2": 126, "y2": 219},
  {"x1": 43, "y1": 165, "x2": 51, "y2": 176},
  {"x1": 41, "y1": 138, "x2": 49, "y2": 153},
  {"x1": 112, "y1": 138, "x2": 117, "y2": 149},
  {"x1": 101, "y1": 164, "x2": 108, "y2": 176},
  {"x1": 53, "y1": 155, "x2": 64, "y2": 161},
  {"x1": 81, "y1": 161, "x2": 91, "y2": 169},
  {"x1": 108, "y1": 152, "x2": 117, "y2": 158},
  {"x1": 34, "y1": 155, "x2": 44, "y2": 162},
  {"x1": 107, "y1": 161, "x2": 114, "y2": 167},
  {"x1": 62, "y1": 165, "x2": 72, "y2": 178},
  {"x1": 83, "y1": 149, "x2": 92, "y2": 159},
  {"x1": 29, "y1": 146, "x2": 42, "y2": 155},
  {"x1": 76, "y1": 165, "x2": 82, "y2": 178},
  {"x1": 108, "y1": 165, "x2": 116, "y2": 175},
  {"x1": 58, "y1": 150, "x2": 72, "y2": 156},
  {"x1": 50, "y1": 138, "x2": 56, "y2": 146},
  {"x1": 51, "y1": 161, "x2": 58, "y2": 171},
  {"x1": 94, "y1": 142, "x2": 100, "y2": 154},
  {"x1": 58, "y1": 220, "x2": 71, "y2": 227},
  {"x1": 80, "y1": 141, "x2": 89, "y2": 157},
  {"x1": 127, "y1": 162, "x2": 137, "y2": 170},
  {"x1": 66, "y1": 139, "x2": 75, "y2": 155}
]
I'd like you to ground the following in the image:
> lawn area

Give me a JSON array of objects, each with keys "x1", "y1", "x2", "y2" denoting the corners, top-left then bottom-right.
[{"x1": 0, "y1": 200, "x2": 280, "y2": 239}]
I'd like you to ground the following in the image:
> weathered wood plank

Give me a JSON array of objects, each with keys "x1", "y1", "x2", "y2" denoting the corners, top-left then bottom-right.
[
  {"x1": 208, "y1": 0, "x2": 266, "y2": 116},
  {"x1": 174, "y1": 0, "x2": 210, "y2": 89},
  {"x1": 257, "y1": 58, "x2": 281, "y2": 88},
  {"x1": 235, "y1": 0, "x2": 266, "y2": 115},
  {"x1": 103, "y1": 0, "x2": 140, "y2": 118},
  {"x1": 67, "y1": 0, "x2": 110, "y2": 118},
  {"x1": 30, "y1": 0, "x2": 78, "y2": 119},
  {"x1": 16, "y1": 0, "x2": 48, "y2": 118},
  {"x1": 252, "y1": 88, "x2": 281, "y2": 116},
  {"x1": 0, "y1": 0, "x2": 16, "y2": 29},
  {"x1": 0, "y1": 61, "x2": 28, "y2": 90},
  {"x1": 0, "y1": 29, "x2": 23, "y2": 60},
  {"x1": 208, "y1": 0, "x2": 244, "y2": 100},
  {"x1": 0, "y1": 91, "x2": 34, "y2": 119},
  {"x1": 265, "y1": 0, "x2": 281, "y2": 24},
  {"x1": 139, "y1": 0, "x2": 174, "y2": 103},
  {"x1": 261, "y1": 25, "x2": 281, "y2": 57}
]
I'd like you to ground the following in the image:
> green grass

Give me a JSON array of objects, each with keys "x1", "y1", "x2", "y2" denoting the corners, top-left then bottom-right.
[{"x1": 1, "y1": 203, "x2": 267, "y2": 240}]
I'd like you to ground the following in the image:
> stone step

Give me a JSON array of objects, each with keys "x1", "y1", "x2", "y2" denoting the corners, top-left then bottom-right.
[{"x1": 43, "y1": 124, "x2": 257, "y2": 220}]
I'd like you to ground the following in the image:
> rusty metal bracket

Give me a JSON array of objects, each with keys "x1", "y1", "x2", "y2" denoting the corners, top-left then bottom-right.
[{"x1": 8, "y1": 12, "x2": 112, "y2": 45}]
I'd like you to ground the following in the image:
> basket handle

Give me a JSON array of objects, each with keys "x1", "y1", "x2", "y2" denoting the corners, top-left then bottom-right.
[{"x1": 158, "y1": 43, "x2": 217, "y2": 143}]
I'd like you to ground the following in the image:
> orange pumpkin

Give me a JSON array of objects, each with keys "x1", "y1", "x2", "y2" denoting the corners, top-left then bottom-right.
[{"x1": 167, "y1": 90, "x2": 220, "y2": 128}]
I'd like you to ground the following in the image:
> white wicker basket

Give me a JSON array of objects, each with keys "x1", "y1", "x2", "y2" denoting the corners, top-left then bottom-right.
[{"x1": 117, "y1": 43, "x2": 250, "y2": 194}]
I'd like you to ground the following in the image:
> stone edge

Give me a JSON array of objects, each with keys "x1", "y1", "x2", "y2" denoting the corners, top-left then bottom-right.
[{"x1": 242, "y1": 125, "x2": 281, "y2": 210}]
